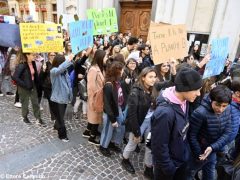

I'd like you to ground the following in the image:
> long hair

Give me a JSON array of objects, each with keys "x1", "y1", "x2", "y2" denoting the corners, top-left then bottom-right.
[
  {"x1": 16, "y1": 48, "x2": 29, "y2": 65},
  {"x1": 155, "y1": 63, "x2": 171, "y2": 82},
  {"x1": 122, "y1": 58, "x2": 138, "y2": 79},
  {"x1": 91, "y1": 49, "x2": 106, "y2": 73},
  {"x1": 105, "y1": 61, "x2": 124, "y2": 86},
  {"x1": 200, "y1": 77, "x2": 216, "y2": 99},
  {"x1": 52, "y1": 54, "x2": 66, "y2": 68},
  {"x1": 136, "y1": 67, "x2": 156, "y2": 92}
]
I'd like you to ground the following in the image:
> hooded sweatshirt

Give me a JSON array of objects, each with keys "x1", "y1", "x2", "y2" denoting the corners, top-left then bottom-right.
[
  {"x1": 151, "y1": 86, "x2": 190, "y2": 177},
  {"x1": 162, "y1": 86, "x2": 187, "y2": 113}
]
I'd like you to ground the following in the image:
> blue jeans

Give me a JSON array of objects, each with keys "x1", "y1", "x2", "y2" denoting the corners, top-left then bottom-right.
[
  {"x1": 185, "y1": 153, "x2": 217, "y2": 180},
  {"x1": 100, "y1": 106, "x2": 125, "y2": 148},
  {"x1": 140, "y1": 117, "x2": 151, "y2": 136}
]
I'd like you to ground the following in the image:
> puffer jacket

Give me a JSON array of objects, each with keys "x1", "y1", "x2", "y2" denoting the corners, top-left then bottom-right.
[
  {"x1": 50, "y1": 60, "x2": 73, "y2": 104},
  {"x1": 189, "y1": 94, "x2": 231, "y2": 158},
  {"x1": 125, "y1": 84, "x2": 152, "y2": 137},
  {"x1": 229, "y1": 101, "x2": 240, "y2": 142}
]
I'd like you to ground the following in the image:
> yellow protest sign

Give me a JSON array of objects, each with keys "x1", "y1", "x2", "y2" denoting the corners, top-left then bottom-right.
[
  {"x1": 149, "y1": 24, "x2": 188, "y2": 65},
  {"x1": 20, "y1": 23, "x2": 64, "y2": 53}
]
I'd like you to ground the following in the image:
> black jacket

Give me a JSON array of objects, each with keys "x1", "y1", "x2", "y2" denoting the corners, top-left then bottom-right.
[
  {"x1": 13, "y1": 61, "x2": 40, "y2": 91},
  {"x1": 125, "y1": 84, "x2": 152, "y2": 137},
  {"x1": 121, "y1": 68, "x2": 138, "y2": 102},
  {"x1": 103, "y1": 82, "x2": 119, "y2": 124},
  {"x1": 138, "y1": 55, "x2": 154, "y2": 72},
  {"x1": 39, "y1": 61, "x2": 53, "y2": 90},
  {"x1": 74, "y1": 55, "x2": 88, "y2": 87}
]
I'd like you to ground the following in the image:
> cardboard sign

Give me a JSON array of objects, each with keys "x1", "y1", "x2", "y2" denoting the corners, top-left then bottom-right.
[
  {"x1": 87, "y1": 8, "x2": 118, "y2": 35},
  {"x1": 69, "y1": 20, "x2": 94, "y2": 54},
  {"x1": 20, "y1": 23, "x2": 64, "y2": 53},
  {"x1": 0, "y1": 23, "x2": 21, "y2": 48},
  {"x1": 203, "y1": 37, "x2": 229, "y2": 79},
  {"x1": 147, "y1": 22, "x2": 170, "y2": 41},
  {"x1": 148, "y1": 23, "x2": 188, "y2": 65}
]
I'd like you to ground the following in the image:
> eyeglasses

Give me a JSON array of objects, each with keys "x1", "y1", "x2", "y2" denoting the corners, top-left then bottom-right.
[{"x1": 129, "y1": 62, "x2": 136, "y2": 65}]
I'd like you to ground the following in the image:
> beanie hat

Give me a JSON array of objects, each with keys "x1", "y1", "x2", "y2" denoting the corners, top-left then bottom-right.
[{"x1": 175, "y1": 67, "x2": 202, "y2": 92}]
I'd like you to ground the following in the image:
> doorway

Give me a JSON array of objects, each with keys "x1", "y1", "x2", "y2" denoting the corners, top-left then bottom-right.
[{"x1": 120, "y1": 1, "x2": 152, "y2": 41}]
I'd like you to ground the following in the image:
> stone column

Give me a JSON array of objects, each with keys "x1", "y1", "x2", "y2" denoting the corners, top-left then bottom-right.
[
  {"x1": 210, "y1": 0, "x2": 240, "y2": 60},
  {"x1": 46, "y1": 0, "x2": 52, "y2": 22},
  {"x1": 151, "y1": 0, "x2": 190, "y2": 24},
  {"x1": 77, "y1": 0, "x2": 88, "y2": 19}
]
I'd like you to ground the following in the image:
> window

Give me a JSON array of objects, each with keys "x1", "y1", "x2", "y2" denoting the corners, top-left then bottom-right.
[
  {"x1": 42, "y1": 11, "x2": 47, "y2": 22},
  {"x1": 21, "y1": 11, "x2": 24, "y2": 18},
  {"x1": 52, "y1": 4, "x2": 57, "y2": 11},
  {"x1": 53, "y1": 14, "x2": 57, "y2": 23}
]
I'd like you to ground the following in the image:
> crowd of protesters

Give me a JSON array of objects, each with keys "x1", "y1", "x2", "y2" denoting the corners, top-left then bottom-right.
[{"x1": 1, "y1": 31, "x2": 240, "y2": 180}]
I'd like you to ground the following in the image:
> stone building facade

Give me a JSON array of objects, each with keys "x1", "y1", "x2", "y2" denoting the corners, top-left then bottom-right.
[
  {"x1": 56, "y1": 0, "x2": 240, "y2": 60},
  {"x1": 7, "y1": 0, "x2": 240, "y2": 59},
  {"x1": 7, "y1": 0, "x2": 57, "y2": 23}
]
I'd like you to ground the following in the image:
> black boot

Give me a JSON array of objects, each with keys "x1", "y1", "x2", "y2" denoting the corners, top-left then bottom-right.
[
  {"x1": 144, "y1": 166, "x2": 154, "y2": 179},
  {"x1": 134, "y1": 145, "x2": 140, "y2": 153},
  {"x1": 82, "y1": 129, "x2": 91, "y2": 138},
  {"x1": 121, "y1": 158, "x2": 135, "y2": 174},
  {"x1": 88, "y1": 135, "x2": 100, "y2": 146},
  {"x1": 37, "y1": 119, "x2": 47, "y2": 127},
  {"x1": 99, "y1": 146, "x2": 111, "y2": 157},
  {"x1": 23, "y1": 117, "x2": 31, "y2": 124},
  {"x1": 109, "y1": 142, "x2": 121, "y2": 153}
]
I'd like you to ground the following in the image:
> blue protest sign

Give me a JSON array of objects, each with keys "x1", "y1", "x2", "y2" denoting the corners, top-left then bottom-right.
[
  {"x1": 0, "y1": 23, "x2": 21, "y2": 48},
  {"x1": 69, "y1": 20, "x2": 94, "y2": 54},
  {"x1": 203, "y1": 37, "x2": 229, "y2": 79}
]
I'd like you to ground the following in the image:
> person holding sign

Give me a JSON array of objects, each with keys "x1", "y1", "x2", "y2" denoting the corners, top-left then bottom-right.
[
  {"x1": 12, "y1": 49, "x2": 46, "y2": 127},
  {"x1": 50, "y1": 54, "x2": 74, "y2": 142}
]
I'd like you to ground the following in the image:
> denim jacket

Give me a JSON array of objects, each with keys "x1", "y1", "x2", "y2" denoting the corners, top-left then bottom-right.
[{"x1": 50, "y1": 60, "x2": 73, "y2": 104}]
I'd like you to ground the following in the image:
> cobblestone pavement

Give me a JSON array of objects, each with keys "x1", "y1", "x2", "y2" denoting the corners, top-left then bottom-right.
[{"x1": 0, "y1": 96, "x2": 147, "y2": 180}]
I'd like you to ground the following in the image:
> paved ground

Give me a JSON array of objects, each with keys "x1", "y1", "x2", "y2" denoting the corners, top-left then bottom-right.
[{"x1": 0, "y1": 95, "x2": 147, "y2": 180}]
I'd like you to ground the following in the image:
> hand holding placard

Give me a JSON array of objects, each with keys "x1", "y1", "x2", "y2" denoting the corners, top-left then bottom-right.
[{"x1": 148, "y1": 23, "x2": 188, "y2": 65}]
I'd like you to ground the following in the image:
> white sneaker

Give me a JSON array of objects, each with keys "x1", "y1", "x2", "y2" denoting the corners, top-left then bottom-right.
[
  {"x1": 0, "y1": 93, "x2": 3, "y2": 97},
  {"x1": 61, "y1": 138, "x2": 69, "y2": 142},
  {"x1": 14, "y1": 102, "x2": 22, "y2": 108},
  {"x1": 40, "y1": 105, "x2": 43, "y2": 111}
]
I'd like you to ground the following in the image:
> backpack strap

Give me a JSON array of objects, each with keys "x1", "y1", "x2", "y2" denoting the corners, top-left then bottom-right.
[{"x1": 158, "y1": 99, "x2": 177, "y2": 139}]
